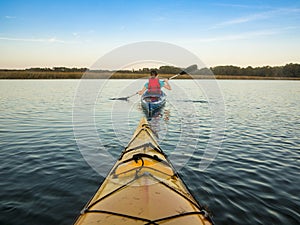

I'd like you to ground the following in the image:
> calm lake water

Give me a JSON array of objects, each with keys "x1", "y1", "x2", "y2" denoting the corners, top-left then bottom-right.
[{"x1": 0, "y1": 79, "x2": 299, "y2": 225}]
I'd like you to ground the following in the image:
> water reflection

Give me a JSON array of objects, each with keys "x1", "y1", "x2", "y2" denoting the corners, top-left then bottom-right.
[
  {"x1": 146, "y1": 109, "x2": 170, "y2": 140},
  {"x1": 1, "y1": 80, "x2": 299, "y2": 225}
]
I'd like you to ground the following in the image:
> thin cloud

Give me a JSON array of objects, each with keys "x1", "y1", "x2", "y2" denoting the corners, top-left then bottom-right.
[
  {"x1": 218, "y1": 12, "x2": 271, "y2": 26},
  {"x1": 212, "y1": 3, "x2": 272, "y2": 9},
  {"x1": 72, "y1": 32, "x2": 79, "y2": 36},
  {"x1": 5, "y1": 15, "x2": 16, "y2": 19},
  {"x1": 0, "y1": 36, "x2": 77, "y2": 43},
  {"x1": 184, "y1": 29, "x2": 281, "y2": 43},
  {"x1": 280, "y1": 7, "x2": 300, "y2": 13},
  {"x1": 214, "y1": 7, "x2": 300, "y2": 28},
  {"x1": 214, "y1": 11, "x2": 273, "y2": 28}
]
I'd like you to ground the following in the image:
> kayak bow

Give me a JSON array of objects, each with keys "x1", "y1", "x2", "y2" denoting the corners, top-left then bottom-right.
[{"x1": 74, "y1": 118, "x2": 213, "y2": 225}]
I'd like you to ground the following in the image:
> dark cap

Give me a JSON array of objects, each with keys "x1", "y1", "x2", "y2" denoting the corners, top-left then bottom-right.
[{"x1": 150, "y1": 70, "x2": 158, "y2": 76}]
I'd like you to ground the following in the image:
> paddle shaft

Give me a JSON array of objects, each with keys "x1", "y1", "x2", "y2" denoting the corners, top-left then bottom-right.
[
  {"x1": 168, "y1": 73, "x2": 181, "y2": 80},
  {"x1": 127, "y1": 92, "x2": 138, "y2": 99},
  {"x1": 168, "y1": 64, "x2": 197, "y2": 80}
]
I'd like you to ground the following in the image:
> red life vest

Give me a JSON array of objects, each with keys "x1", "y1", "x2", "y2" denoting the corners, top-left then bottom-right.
[{"x1": 148, "y1": 78, "x2": 161, "y2": 94}]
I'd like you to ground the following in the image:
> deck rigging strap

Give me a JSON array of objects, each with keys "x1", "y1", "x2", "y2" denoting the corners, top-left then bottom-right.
[
  {"x1": 80, "y1": 154, "x2": 211, "y2": 224},
  {"x1": 83, "y1": 209, "x2": 208, "y2": 225},
  {"x1": 84, "y1": 154, "x2": 172, "y2": 210}
]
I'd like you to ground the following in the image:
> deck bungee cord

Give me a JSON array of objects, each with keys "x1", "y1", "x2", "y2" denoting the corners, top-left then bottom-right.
[{"x1": 74, "y1": 118, "x2": 214, "y2": 225}]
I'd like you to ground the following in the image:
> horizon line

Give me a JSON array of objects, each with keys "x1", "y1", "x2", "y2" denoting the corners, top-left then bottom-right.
[{"x1": 0, "y1": 62, "x2": 299, "y2": 71}]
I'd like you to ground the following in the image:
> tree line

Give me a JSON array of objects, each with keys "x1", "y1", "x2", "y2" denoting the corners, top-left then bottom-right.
[
  {"x1": 209, "y1": 63, "x2": 300, "y2": 77},
  {"x1": 1, "y1": 63, "x2": 299, "y2": 77},
  {"x1": 119, "y1": 64, "x2": 300, "y2": 77}
]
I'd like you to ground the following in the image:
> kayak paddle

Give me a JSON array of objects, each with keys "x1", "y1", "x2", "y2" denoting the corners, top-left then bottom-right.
[
  {"x1": 168, "y1": 64, "x2": 198, "y2": 80},
  {"x1": 110, "y1": 92, "x2": 138, "y2": 101},
  {"x1": 110, "y1": 65, "x2": 197, "y2": 100}
]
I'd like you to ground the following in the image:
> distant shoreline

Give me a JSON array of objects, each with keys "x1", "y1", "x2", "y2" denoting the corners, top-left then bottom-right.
[
  {"x1": 0, "y1": 71, "x2": 300, "y2": 80},
  {"x1": 1, "y1": 63, "x2": 300, "y2": 79}
]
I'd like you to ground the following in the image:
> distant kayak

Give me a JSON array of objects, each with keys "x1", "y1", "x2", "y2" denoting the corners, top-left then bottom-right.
[
  {"x1": 73, "y1": 117, "x2": 214, "y2": 225},
  {"x1": 141, "y1": 91, "x2": 166, "y2": 115}
]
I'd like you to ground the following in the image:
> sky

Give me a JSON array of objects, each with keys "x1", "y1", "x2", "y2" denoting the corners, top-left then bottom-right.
[{"x1": 0, "y1": 0, "x2": 299, "y2": 69}]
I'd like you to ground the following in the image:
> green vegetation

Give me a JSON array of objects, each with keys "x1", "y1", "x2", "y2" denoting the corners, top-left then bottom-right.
[
  {"x1": 0, "y1": 64, "x2": 299, "y2": 79},
  {"x1": 211, "y1": 63, "x2": 300, "y2": 78}
]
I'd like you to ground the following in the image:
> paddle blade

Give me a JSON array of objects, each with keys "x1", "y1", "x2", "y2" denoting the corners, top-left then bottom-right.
[
  {"x1": 110, "y1": 93, "x2": 137, "y2": 100},
  {"x1": 109, "y1": 97, "x2": 128, "y2": 100},
  {"x1": 180, "y1": 64, "x2": 198, "y2": 75}
]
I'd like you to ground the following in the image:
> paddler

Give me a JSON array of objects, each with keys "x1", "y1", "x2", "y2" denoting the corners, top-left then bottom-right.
[{"x1": 138, "y1": 70, "x2": 171, "y2": 95}]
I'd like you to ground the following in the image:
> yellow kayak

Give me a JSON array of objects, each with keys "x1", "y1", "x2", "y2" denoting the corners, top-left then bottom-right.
[{"x1": 74, "y1": 118, "x2": 213, "y2": 225}]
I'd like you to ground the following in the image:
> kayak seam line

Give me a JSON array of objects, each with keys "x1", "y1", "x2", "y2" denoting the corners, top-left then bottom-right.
[
  {"x1": 85, "y1": 168, "x2": 172, "y2": 211},
  {"x1": 134, "y1": 128, "x2": 161, "y2": 151},
  {"x1": 120, "y1": 128, "x2": 163, "y2": 160},
  {"x1": 150, "y1": 174, "x2": 214, "y2": 224},
  {"x1": 86, "y1": 155, "x2": 172, "y2": 211},
  {"x1": 148, "y1": 173, "x2": 202, "y2": 210},
  {"x1": 86, "y1": 176, "x2": 137, "y2": 210},
  {"x1": 144, "y1": 211, "x2": 208, "y2": 225},
  {"x1": 84, "y1": 209, "x2": 157, "y2": 224},
  {"x1": 123, "y1": 128, "x2": 149, "y2": 151}
]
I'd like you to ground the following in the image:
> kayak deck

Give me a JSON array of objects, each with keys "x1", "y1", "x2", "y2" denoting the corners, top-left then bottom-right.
[
  {"x1": 141, "y1": 91, "x2": 166, "y2": 115},
  {"x1": 74, "y1": 118, "x2": 213, "y2": 225}
]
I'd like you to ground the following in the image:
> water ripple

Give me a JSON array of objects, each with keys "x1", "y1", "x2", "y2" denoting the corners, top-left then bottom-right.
[{"x1": 0, "y1": 80, "x2": 299, "y2": 225}]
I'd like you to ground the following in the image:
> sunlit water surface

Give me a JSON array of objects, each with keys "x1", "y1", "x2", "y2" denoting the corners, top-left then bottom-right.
[{"x1": 0, "y1": 80, "x2": 299, "y2": 225}]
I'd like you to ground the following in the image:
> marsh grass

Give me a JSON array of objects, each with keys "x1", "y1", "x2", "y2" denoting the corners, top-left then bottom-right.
[{"x1": 0, "y1": 71, "x2": 299, "y2": 80}]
